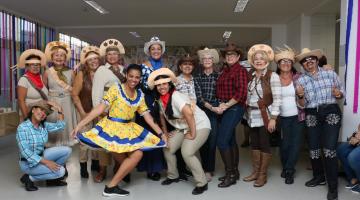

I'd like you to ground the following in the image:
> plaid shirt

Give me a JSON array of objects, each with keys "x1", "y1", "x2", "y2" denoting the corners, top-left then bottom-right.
[
  {"x1": 295, "y1": 67, "x2": 345, "y2": 108},
  {"x1": 194, "y1": 71, "x2": 219, "y2": 107},
  {"x1": 216, "y1": 62, "x2": 248, "y2": 106},
  {"x1": 176, "y1": 74, "x2": 197, "y2": 101},
  {"x1": 16, "y1": 119, "x2": 65, "y2": 167}
]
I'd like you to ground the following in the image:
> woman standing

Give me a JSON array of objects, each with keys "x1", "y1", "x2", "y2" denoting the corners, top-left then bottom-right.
[
  {"x1": 148, "y1": 68, "x2": 210, "y2": 195},
  {"x1": 73, "y1": 64, "x2": 167, "y2": 197},
  {"x1": 216, "y1": 43, "x2": 248, "y2": 188},
  {"x1": 136, "y1": 36, "x2": 167, "y2": 181},
  {"x1": 17, "y1": 49, "x2": 48, "y2": 120},
  {"x1": 274, "y1": 46, "x2": 305, "y2": 184},
  {"x1": 194, "y1": 47, "x2": 221, "y2": 182},
  {"x1": 43, "y1": 41, "x2": 77, "y2": 147},
  {"x1": 243, "y1": 44, "x2": 281, "y2": 187},
  {"x1": 71, "y1": 46, "x2": 101, "y2": 178}
]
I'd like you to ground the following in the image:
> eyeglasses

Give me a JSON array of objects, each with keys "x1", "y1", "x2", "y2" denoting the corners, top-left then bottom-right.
[
  {"x1": 301, "y1": 56, "x2": 317, "y2": 65},
  {"x1": 279, "y1": 59, "x2": 293, "y2": 65}
]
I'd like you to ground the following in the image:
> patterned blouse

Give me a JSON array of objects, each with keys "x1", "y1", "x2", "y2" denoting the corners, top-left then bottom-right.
[{"x1": 176, "y1": 74, "x2": 197, "y2": 101}]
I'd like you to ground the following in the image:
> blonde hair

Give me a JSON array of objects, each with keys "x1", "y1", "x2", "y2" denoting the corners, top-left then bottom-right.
[{"x1": 252, "y1": 50, "x2": 269, "y2": 63}]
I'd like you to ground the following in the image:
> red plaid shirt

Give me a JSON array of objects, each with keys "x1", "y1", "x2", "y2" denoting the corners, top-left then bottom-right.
[{"x1": 216, "y1": 62, "x2": 248, "y2": 106}]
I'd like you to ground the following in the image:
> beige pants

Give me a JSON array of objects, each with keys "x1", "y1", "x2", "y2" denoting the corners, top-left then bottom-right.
[
  {"x1": 164, "y1": 128, "x2": 210, "y2": 187},
  {"x1": 79, "y1": 144, "x2": 99, "y2": 163}
]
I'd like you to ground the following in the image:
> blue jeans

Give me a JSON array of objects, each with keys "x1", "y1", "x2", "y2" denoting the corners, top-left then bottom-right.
[
  {"x1": 217, "y1": 104, "x2": 245, "y2": 150},
  {"x1": 279, "y1": 115, "x2": 304, "y2": 173},
  {"x1": 337, "y1": 142, "x2": 360, "y2": 182},
  {"x1": 305, "y1": 104, "x2": 342, "y2": 190},
  {"x1": 199, "y1": 109, "x2": 219, "y2": 172},
  {"x1": 19, "y1": 146, "x2": 72, "y2": 181}
]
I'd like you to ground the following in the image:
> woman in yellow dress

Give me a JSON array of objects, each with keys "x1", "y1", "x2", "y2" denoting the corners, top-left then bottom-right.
[{"x1": 71, "y1": 64, "x2": 167, "y2": 197}]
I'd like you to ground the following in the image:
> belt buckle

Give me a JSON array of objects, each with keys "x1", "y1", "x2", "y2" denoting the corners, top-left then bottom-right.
[{"x1": 59, "y1": 92, "x2": 65, "y2": 98}]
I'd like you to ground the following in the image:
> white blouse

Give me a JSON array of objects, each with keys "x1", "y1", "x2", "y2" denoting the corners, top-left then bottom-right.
[{"x1": 280, "y1": 82, "x2": 298, "y2": 117}]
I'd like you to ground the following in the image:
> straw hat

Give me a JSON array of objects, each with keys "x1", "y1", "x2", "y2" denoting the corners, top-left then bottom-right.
[
  {"x1": 99, "y1": 39, "x2": 125, "y2": 57},
  {"x1": 28, "y1": 100, "x2": 53, "y2": 116},
  {"x1": 144, "y1": 36, "x2": 165, "y2": 56},
  {"x1": 197, "y1": 47, "x2": 219, "y2": 64},
  {"x1": 295, "y1": 48, "x2": 323, "y2": 63},
  {"x1": 274, "y1": 45, "x2": 296, "y2": 63},
  {"x1": 80, "y1": 46, "x2": 100, "y2": 64},
  {"x1": 247, "y1": 44, "x2": 274, "y2": 65},
  {"x1": 45, "y1": 41, "x2": 71, "y2": 62},
  {"x1": 147, "y1": 68, "x2": 177, "y2": 90},
  {"x1": 18, "y1": 49, "x2": 47, "y2": 69}
]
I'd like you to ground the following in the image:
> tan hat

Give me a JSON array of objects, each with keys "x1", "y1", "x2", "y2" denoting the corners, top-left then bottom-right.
[
  {"x1": 147, "y1": 68, "x2": 177, "y2": 90},
  {"x1": 99, "y1": 39, "x2": 125, "y2": 57},
  {"x1": 18, "y1": 49, "x2": 47, "y2": 69},
  {"x1": 274, "y1": 45, "x2": 296, "y2": 63},
  {"x1": 28, "y1": 100, "x2": 53, "y2": 116},
  {"x1": 197, "y1": 47, "x2": 219, "y2": 64},
  {"x1": 80, "y1": 46, "x2": 100, "y2": 64},
  {"x1": 247, "y1": 44, "x2": 274, "y2": 65},
  {"x1": 144, "y1": 36, "x2": 165, "y2": 56},
  {"x1": 45, "y1": 41, "x2": 71, "y2": 62},
  {"x1": 295, "y1": 48, "x2": 323, "y2": 63}
]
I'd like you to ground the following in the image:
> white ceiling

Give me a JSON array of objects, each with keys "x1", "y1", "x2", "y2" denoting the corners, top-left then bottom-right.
[{"x1": 0, "y1": 0, "x2": 340, "y2": 46}]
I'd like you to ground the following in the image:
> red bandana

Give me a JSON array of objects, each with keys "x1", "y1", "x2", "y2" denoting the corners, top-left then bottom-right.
[{"x1": 25, "y1": 71, "x2": 44, "y2": 89}]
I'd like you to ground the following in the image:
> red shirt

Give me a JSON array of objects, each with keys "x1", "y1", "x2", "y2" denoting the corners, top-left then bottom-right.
[{"x1": 216, "y1": 62, "x2": 248, "y2": 106}]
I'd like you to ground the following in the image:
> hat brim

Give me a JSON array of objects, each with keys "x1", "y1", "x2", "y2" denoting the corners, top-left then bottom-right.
[
  {"x1": 198, "y1": 49, "x2": 219, "y2": 64},
  {"x1": 295, "y1": 49, "x2": 323, "y2": 63},
  {"x1": 45, "y1": 41, "x2": 72, "y2": 63},
  {"x1": 80, "y1": 46, "x2": 100, "y2": 64},
  {"x1": 144, "y1": 41, "x2": 165, "y2": 56},
  {"x1": 247, "y1": 44, "x2": 274, "y2": 66},
  {"x1": 28, "y1": 100, "x2": 53, "y2": 116},
  {"x1": 18, "y1": 49, "x2": 47, "y2": 69},
  {"x1": 147, "y1": 68, "x2": 176, "y2": 90},
  {"x1": 99, "y1": 39, "x2": 125, "y2": 57}
]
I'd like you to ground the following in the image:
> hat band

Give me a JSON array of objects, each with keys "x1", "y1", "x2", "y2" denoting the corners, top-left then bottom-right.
[
  {"x1": 25, "y1": 60, "x2": 41, "y2": 65},
  {"x1": 154, "y1": 78, "x2": 171, "y2": 86},
  {"x1": 85, "y1": 54, "x2": 99, "y2": 62}
]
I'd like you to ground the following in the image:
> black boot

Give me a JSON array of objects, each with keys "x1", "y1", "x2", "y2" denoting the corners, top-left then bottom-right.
[
  {"x1": 232, "y1": 145, "x2": 240, "y2": 180},
  {"x1": 218, "y1": 149, "x2": 236, "y2": 188},
  {"x1": 285, "y1": 170, "x2": 294, "y2": 184},
  {"x1": 64, "y1": 164, "x2": 68, "y2": 177},
  {"x1": 91, "y1": 160, "x2": 100, "y2": 172},
  {"x1": 80, "y1": 162, "x2": 89, "y2": 178},
  {"x1": 20, "y1": 174, "x2": 38, "y2": 191},
  {"x1": 46, "y1": 178, "x2": 67, "y2": 187}
]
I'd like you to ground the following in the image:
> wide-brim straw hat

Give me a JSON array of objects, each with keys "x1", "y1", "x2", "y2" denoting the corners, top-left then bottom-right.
[
  {"x1": 28, "y1": 100, "x2": 53, "y2": 116},
  {"x1": 147, "y1": 68, "x2": 177, "y2": 90},
  {"x1": 274, "y1": 45, "x2": 296, "y2": 63},
  {"x1": 220, "y1": 42, "x2": 243, "y2": 58},
  {"x1": 45, "y1": 41, "x2": 72, "y2": 62},
  {"x1": 247, "y1": 44, "x2": 274, "y2": 65},
  {"x1": 99, "y1": 38, "x2": 125, "y2": 57},
  {"x1": 144, "y1": 36, "x2": 165, "y2": 56},
  {"x1": 295, "y1": 48, "x2": 323, "y2": 63},
  {"x1": 18, "y1": 49, "x2": 47, "y2": 69},
  {"x1": 80, "y1": 46, "x2": 100, "y2": 64},
  {"x1": 197, "y1": 47, "x2": 219, "y2": 64}
]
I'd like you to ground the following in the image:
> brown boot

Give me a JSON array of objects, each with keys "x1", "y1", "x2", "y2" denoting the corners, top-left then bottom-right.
[
  {"x1": 94, "y1": 166, "x2": 107, "y2": 183},
  {"x1": 218, "y1": 149, "x2": 236, "y2": 188},
  {"x1": 243, "y1": 150, "x2": 261, "y2": 182},
  {"x1": 254, "y1": 152, "x2": 272, "y2": 187}
]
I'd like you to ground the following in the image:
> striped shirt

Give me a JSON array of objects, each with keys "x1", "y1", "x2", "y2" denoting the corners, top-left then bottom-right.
[
  {"x1": 194, "y1": 71, "x2": 219, "y2": 107},
  {"x1": 176, "y1": 74, "x2": 197, "y2": 101},
  {"x1": 246, "y1": 69, "x2": 282, "y2": 127},
  {"x1": 295, "y1": 67, "x2": 345, "y2": 108},
  {"x1": 16, "y1": 119, "x2": 65, "y2": 167}
]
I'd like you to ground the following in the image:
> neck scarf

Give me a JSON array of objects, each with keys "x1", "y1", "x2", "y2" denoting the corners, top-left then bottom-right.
[
  {"x1": 160, "y1": 92, "x2": 171, "y2": 109},
  {"x1": 149, "y1": 57, "x2": 163, "y2": 70},
  {"x1": 25, "y1": 71, "x2": 43, "y2": 89},
  {"x1": 53, "y1": 66, "x2": 69, "y2": 83}
]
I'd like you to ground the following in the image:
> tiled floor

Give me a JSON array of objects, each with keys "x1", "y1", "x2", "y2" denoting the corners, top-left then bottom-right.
[{"x1": 0, "y1": 133, "x2": 357, "y2": 200}]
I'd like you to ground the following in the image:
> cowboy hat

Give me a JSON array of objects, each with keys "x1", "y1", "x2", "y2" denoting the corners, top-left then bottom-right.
[
  {"x1": 197, "y1": 47, "x2": 219, "y2": 64},
  {"x1": 45, "y1": 41, "x2": 72, "y2": 62},
  {"x1": 274, "y1": 45, "x2": 296, "y2": 63},
  {"x1": 144, "y1": 36, "x2": 166, "y2": 56},
  {"x1": 18, "y1": 49, "x2": 47, "y2": 69},
  {"x1": 247, "y1": 44, "x2": 274, "y2": 65},
  {"x1": 147, "y1": 68, "x2": 177, "y2": 90},
  {"x1": 99, "y1": 39, "x2": 125, "y2": 57},
  {"x1": 220, "y1": 42, "x2": 243, "y2": 58},
  {"x1": 295, "y1": 48, "x2": 323, "y2": 63},
  {"x1": 80, "y1": 46, "x2": 100, "y2": 64},
  {"x1": 178, "y1": 54, "x2": 196, "y2": 66},
  {"x1": 28, "y1": 100, "x2": 53, "y2": 116}
]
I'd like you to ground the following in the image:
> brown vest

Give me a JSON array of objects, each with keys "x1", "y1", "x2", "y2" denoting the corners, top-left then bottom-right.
[{"x1": 248, "y1": 69, "x2": 273, "y2": 106}]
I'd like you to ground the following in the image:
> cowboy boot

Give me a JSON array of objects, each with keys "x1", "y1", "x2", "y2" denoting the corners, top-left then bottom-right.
[
  {"x1": 80, "y1": 162, "x2": 89, "y2": 178},
  {"x1": 243, "y1": 150, "x2": 261, "y2": 182},
  {"x1": 254, "y1": 152, "x2": 272, "y2": 187},
  {"x1": 219, "y1": 145, "x2": 240, "y2": 181},
  {"x1": 94, "y1": 166, "x2": 107, "y2": 183},
  {"x1": 218, "y1": 149, "x2": 237, "y2": 188}
]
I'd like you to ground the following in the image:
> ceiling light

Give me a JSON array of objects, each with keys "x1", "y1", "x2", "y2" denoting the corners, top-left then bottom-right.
[
  {"x1": 129, "y1": 32, "x2": 141, "y2": 38},
  {"x1": 84, "y1": 1, "x2": 109, "y2": 14},
  {"x1": 234, "y1": 0, "x2": 250, "y2": 13},
  {"x1": 223, "y1": 31, "x2": 232, "y2": 39}
]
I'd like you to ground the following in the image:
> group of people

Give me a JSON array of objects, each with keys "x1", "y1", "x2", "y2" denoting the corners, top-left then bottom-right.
[{"x1": 15, "y1": 35, "x2": 355, "y2": 200}]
